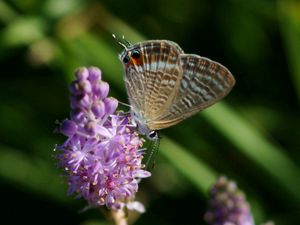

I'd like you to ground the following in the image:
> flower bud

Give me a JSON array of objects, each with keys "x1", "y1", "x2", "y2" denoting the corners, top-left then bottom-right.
[
  {"x1": 94, "y1": 81, "x2": 109, "y2": 99},
  {"x1": 60, "y1": 120, "x2": 77, "y2": 136},
  {"x1": 87, "y1": 67, "x2": 101, "y2": 83},
  {"x1": 91, "y1": 100, "x2": 105, "y2": 118},
  {"x1": 104, "y1": 97, "x2": 118, "y2": 114},
  {"x1": 75, "y1": 67, "x2": 89, "y2": 81}
]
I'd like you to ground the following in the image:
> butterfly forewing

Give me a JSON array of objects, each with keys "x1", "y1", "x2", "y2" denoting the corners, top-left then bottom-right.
[
  {"x1": 124, "y1": 68, "x2": 145, "y2": 112},
  {"x1": 141, "y1": 41, "x2": 184, "y2": 118},
  {"x1": 150, "y1": 54, "x2": 235, "y2": 130},
  {"x1": 123, "y1": 40, "x2": 184, "y2": 123}
]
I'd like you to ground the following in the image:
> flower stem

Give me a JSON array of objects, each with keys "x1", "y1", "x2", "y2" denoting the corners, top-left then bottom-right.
[{"x1": 111, "y1": 209, "x2": 128, "y2": 225}]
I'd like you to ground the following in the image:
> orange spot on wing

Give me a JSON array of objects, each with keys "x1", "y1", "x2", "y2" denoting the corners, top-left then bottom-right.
[{"x1": 131, "y1": 56, "x2": 143, "y2": 65}]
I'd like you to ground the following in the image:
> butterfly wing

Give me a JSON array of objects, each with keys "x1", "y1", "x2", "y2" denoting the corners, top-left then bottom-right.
[
  {"x1": 149, "y1": 54, "x2": 235, "y2": 130},
  {"x1": 123, "y1": 63, "x2": 145, "y2": 114},
  {"x1": 122, "y1": 40, "x2": 184, "y2": 126}
]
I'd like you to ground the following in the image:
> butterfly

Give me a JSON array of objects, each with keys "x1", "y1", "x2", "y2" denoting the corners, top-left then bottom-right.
[{"x1": 114, "y1": 35, "x2": 235, "y2": 140}]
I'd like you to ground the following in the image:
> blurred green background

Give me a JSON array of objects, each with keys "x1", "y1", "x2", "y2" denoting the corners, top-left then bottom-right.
[{"x1": 0, "y1": 0, "x2": 299, "y2": 224}]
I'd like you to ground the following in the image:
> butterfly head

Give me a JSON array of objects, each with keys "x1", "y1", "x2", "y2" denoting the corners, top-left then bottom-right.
[
  {"x1": 119, "y1": 47, "x2": 143, "y2": 68},
  {"x1": 112, "y1": 34, "x2": 142, "y2": 66}
]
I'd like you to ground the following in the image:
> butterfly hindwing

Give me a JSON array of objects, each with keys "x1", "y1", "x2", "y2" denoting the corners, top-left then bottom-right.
[{"x1": 151, "y1": 54, "x2": 235, "y2": 129}]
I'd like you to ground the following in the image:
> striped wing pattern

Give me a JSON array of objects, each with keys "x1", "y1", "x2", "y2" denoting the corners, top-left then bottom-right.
[
  {"x1": 120, "y1": 40, "x2": 235, "y2": 131},
  {"x1": 150, "y1": 54, "x2": 235, "y2": 129},
  {"x1": 122, "y1": 40, "x2": 184, "y2": 125},
  {"x1": 140, "y1": 41, "x2": 183, "y2": 119}
]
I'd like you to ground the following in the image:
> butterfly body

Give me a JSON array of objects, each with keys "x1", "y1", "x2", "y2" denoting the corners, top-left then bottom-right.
[{"x1": 118, "y1": 39, "x2": 235, "y2": 139}]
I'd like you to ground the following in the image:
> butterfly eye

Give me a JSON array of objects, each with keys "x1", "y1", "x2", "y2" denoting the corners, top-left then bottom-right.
[
  {"x1": 147, "y1": 130, "x2": 159, "y2": 140},
  {"x1": 123, "y1": 55, "x2": 130, "y2": 64},
  {"x1": 131, "y1": 49, "x2": 141, "y2": 59}
]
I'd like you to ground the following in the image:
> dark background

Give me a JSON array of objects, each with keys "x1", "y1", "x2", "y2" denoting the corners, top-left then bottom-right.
[{"x1": 0, "y1": 0, "x2": 299, "y2": 224}]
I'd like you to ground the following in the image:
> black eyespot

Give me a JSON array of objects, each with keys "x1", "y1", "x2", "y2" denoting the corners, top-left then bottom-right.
[
  {"x1": 123, "y1": 55, "x2": 130, "y2": 64},
  {"x1": 148, "y1": 130, "x2": 158, "y2": 140},
  {"x1": 131, "y1": 49, "x2": 141, "y2": 59}
]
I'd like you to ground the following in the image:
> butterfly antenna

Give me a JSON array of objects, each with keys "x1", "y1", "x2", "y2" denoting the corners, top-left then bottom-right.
[
  {"x1": 122, "y1": 35, "x2": 132, "y2": 47},
  {"x1": 145, "y1": 134, "x2": 160, "y2": 170},
  {"x1": 112, "y1": 33, "x2": 130, "y2": 49}
]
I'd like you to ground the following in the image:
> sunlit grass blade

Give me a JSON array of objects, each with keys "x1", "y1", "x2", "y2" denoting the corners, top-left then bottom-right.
[
  {"x1": 160, "y1": 137, "x2": 217, "y2": 194},
  {"x1": 203, "y1": 103, "x2": 300, "y2": 202}
]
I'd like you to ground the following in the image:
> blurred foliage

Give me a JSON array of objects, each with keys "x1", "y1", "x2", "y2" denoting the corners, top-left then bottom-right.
[{"x1": 0, "y1": 0, "x2": 299, "y2": 225}]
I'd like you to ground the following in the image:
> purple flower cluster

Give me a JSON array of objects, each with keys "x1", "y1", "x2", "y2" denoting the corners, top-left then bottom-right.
[
  {"x1": 55, "y1": 67, "x2": 150, "y2": 211},
  {"x1": 204, "y1": 176, "x2": 254, "y2": 225}
]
